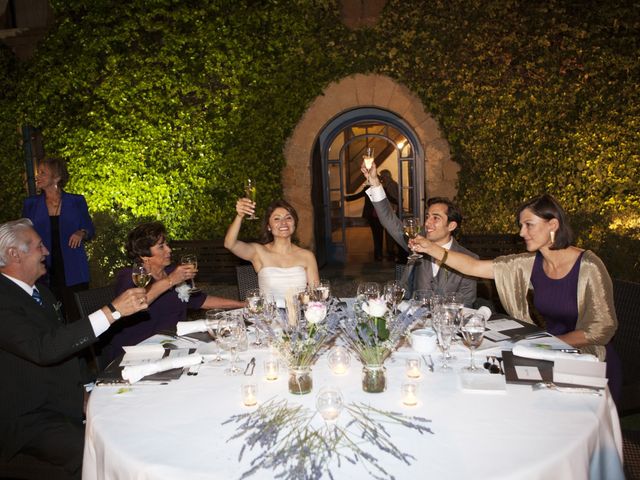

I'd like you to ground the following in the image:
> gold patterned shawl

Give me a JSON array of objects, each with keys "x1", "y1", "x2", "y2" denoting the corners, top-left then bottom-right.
[{"x1": 493, "y1": 250, "x2": 617, "y2": 360}]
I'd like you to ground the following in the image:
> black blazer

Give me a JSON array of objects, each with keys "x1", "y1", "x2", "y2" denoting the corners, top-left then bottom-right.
[{"x1": 0, "y1": 274, "x2": 97, "y2": 460}]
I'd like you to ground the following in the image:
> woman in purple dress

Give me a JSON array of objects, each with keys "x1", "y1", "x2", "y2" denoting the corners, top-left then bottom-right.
[
  {"x1": 102, "y1": 222, "x2": 245, "y2": 362},
  {"x1": 410, "y1": 194, "x2": 621, "y2": 405}
]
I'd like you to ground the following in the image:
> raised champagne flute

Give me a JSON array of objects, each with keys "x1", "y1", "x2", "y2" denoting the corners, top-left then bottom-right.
[
  {"x1": 180, "y1": 253, "x2": 199, "y2": 292},
  {"x1": 363, "y1": 147, "x2": 374, "y2": 185},
  {"x1": 402, "y1": 217, "x2": 422, "y2": 261},
  {"x1": 244, "y1": 178, "x2": 258, "y2": 220},
  {"x1": 131, "y1": 261, "x2": 151, "y2": 288},
  {"x1": 461, "y1": 313, "x2": 486, "y2": 372}
]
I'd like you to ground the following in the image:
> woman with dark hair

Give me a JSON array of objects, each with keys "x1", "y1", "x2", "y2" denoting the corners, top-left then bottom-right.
[
  {"x1": 225, "y1": 198, "x2": 319, "y2": 305},
  {"x1": 22, "y1": 157, "x2": 94, "y2": 322},
  {"x1": 103, "y1": 222, "x2": 244, "y2": 361},
  {"x1": 410, "y1": 194, "x2": 621, "y2": 404}
]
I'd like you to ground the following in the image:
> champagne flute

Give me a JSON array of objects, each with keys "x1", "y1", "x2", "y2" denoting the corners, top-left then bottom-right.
[
  {"x1": 363, "y1": 147, "x2": 375, "y2": 185},
  {"x1": 461, "y1": 313, "x2": 486, "y2": 372},
  {"x1": 433, "y1": 310, "x2": 453, "y2": 370},
  {"x1": 131, "y1": 261, "x2": 151, "y2": 288},
  {"x1": 205, "y1": 309, "x2": 227, "y2": 365},
  {"x1": 384, "y1": 280, "x2": 405, "y2": 316},
  {"x1": 244, "y1": 179, "x2": 258, "y2": 220},
  {"x1": 218, "y1": 318, "x2": 243, "y2": 375},
  {"x1": 180, "y1": 253, "x2": 199, "y2": 292},
  {"x1": 402, "y1": 217, "x2": 423, "y2": 261}
]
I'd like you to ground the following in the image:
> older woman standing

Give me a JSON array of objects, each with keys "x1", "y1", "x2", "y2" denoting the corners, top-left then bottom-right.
[
  {"x1": 102, "y1": 222, "x2": 245, "y2": 362},
  {"x1": 22, "y1": 157, "x2": 94, "y2": 322},
  {"x1": 225, "y1": 198, "x2": 319, "y2": 305},
  {"x1": 411, "y1": 194, "x2": 621, "y2": 404}
]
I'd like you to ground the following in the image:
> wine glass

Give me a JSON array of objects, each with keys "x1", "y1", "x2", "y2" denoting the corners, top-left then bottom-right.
[
  {"x1": 314, "y1": 280, "x2": 331, "y2": 302},
  {"x1": 245, "y1": 289, "x2": 265, "y2": 348},
  {"x1": 460, "y1": 313, "x2": 486, "y2": 372},
  {"x1": 131, "y1": 261, "x2": 151, "y2": 288},
  {"x1": 316, "y1": 386, "x2": 344, "y2": 424},
  {"x1": 432, "y1": 310, "x2": 454, "y2": 370},
  {"x1": 402, "y1": 217, "x2": 422, "y2": 261},
  {"x1": 355, "y1": 282, "x2": 381, "y2": 317},
  {"x1": 411, "y1": 289, "x2": 431, "y2": 327},
  {"x1": 384, "y1": 280, "x2": 405, "y2": 316},
  {"x1": 217, "y1": 317, "x2": 243, "y2": 375},
  {"x1": 244, "y1": 179, "x2": 258, "y2": 220},
  {"x1": 205, "y1": 309, "x2": 227, "y2": 365},
  {"x1": 180, "y1": 253, "x2": 199, "y2": 292},
  {"x1": 443, "y1": 294, "x2": 463, "y2": 344},
  {"x1": 363, "y1": 147, "x2": 375, "y2": 185}
]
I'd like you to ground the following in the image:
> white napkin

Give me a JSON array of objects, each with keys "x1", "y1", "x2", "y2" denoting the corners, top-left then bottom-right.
[
  {"x1": 512, "y1": 342, "x2": 597, "y2": 362},
  {"x1": 176, "y1": 320, "x2": 208, "y2": 336},
  {"x1": 122, "y1": 354, "x2": 203, "y2": 383}
]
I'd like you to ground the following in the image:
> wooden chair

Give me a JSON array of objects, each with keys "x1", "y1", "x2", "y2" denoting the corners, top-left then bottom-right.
[
  {"x1": 612, "y1": 279, "x2": 640, "y2": 414},
  {"x1": 235, "y1": 264, "x2": 259, "y2": 300},
  {"x1": 74, "y1": 284, "x2": 117, "y2": 374}
]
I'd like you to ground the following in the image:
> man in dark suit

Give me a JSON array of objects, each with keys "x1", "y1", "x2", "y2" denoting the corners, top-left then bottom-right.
[
  {"x1": 0, "y1": 218, "x2": 147, "y2": 478},
  {"x1": 363, "y1": 163, "x2": 478, "y2": 307}
]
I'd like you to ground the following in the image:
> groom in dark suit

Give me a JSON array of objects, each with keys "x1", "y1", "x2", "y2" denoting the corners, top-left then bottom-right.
[
  {"x1": 363, "y1": 163, "x2": 478, "y2": 307},
  {"x1": 0, "y1": 218, "x2": 148, "y2": 478}
]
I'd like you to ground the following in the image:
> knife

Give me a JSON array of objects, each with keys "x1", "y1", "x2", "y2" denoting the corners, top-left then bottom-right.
[
  {"x1": 244, "y1": 357, "x2": 256, "y2": 376},
  {"x1": 422, "y1": 354, "x2": 434, "y2": 372}
]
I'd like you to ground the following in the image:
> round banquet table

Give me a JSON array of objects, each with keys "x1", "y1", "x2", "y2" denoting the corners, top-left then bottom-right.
[{"x1": 83, "y1": 332, "x2": 624, "y2": 480}]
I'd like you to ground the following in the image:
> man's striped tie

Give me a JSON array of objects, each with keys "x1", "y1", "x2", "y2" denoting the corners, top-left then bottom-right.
[{"x1": 32, "y1": 287, "x2": 44, "y2": 306}]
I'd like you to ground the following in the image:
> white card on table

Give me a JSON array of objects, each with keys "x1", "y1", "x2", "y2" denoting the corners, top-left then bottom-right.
[{"x1": 515, "y1": 365, "x2": 543, "y2": 381}]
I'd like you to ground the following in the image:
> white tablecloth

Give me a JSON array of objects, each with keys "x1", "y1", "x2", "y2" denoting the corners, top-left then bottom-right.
[{"x1": 83, "y1": 334, "x2": 624, "y2": 480}]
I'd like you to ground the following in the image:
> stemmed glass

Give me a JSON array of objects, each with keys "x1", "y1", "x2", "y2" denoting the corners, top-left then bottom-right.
[
  {"x1": 355, "y1": 282, "x2": 381, "y2": 317},
  {"x1": 217, "y1": 317, "x2": 243, "y2": 375},
  {"x1": 244, "y1": 179, "x2": 258, "y2": 220},
  {"x1": 432, "y1": 309, "x2": 454, "y2": 371},
  {"x1": 384, "y1": 280, "x2": 405, "y2": 317},
  {"x1": 461, "y1": 313, "x2": 486, "y2": 372},
  {"x1": 180, "y1": 253, "x2": 199, "y2": 292},
  {"x1": 411, "y1": 289, "x2": 431, "y2": 327},
  {"x1": 363, "y1": 147, "x2": 375, "y2": 185},
  {"x1": 246, "y1": 289, "x2": 265, "y2": 348},
  {"x1": 402, "y1": 217, "x2": 422, "y2": 261},
  {"x1": 131, "y1": 260, "x2": 151, "y2": 288},
  {"x1": 205, "y1": 309, "x2": 227, "y2": 365},
  {"x1": 443, "y1": 294, "x2": 463, "y2": 344}
]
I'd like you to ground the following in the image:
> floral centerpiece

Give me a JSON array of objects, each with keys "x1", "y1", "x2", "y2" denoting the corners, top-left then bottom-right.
[
  {"x1": 342, "y1": 303, "x2": 421, "y2": 393},
  {"x1": 257, "y1": 298, "x2": 346, "y2": 394}
]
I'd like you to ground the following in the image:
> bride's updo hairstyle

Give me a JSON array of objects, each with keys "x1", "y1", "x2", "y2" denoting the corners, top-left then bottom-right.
[{"x1": 260, "y1": 200, "x2": 299, "y2": 244}]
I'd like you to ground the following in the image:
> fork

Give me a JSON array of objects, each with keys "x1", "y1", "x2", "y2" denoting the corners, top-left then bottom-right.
[{"x1": 532, "y1": 382, "x2": 602, "y2": 396}]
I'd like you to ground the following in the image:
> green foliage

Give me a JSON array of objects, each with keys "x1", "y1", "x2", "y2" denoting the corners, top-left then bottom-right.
[{"x1": 0, "y1": 0, "x2": 638, "y2": 279}]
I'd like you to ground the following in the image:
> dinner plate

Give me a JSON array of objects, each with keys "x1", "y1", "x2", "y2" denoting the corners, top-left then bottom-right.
[{"x1": 459, "y1": 372, "x2": 507, "y2": 393}]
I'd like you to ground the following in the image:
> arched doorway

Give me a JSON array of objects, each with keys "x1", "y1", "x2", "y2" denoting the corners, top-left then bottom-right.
[{"x1": 314, "y1": 108, "x2": 424, "y2": 264}]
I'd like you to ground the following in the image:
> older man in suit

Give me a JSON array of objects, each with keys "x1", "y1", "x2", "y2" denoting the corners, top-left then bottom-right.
[
  {"x1": 363, "y1": 163, "x2": 478, "y2": 307},
  {"x1": 0, "y1": 218, "x2": 147, "y2": 478}
]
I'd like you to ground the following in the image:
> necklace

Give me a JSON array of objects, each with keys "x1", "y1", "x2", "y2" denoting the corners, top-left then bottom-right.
[{"x1": 46, "y1": 195, "x2": 62, "y2": 215}]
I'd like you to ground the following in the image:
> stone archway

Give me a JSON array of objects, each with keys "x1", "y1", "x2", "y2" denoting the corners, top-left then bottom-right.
[{"x1": 283, "y1": 74, "x2": 458, "y2": 250}]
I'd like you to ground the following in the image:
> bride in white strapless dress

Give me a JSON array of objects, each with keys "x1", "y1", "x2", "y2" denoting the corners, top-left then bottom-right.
[{"x1": 224, "y1": 197, "x2": 320, "y2": 302}]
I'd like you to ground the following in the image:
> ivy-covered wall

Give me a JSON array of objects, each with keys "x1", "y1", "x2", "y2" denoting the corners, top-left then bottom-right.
[{"x1": 1, "y1": 0, "x2": 638, "y2": 280}]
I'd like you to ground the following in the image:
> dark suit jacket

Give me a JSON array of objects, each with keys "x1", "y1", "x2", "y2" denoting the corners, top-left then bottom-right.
[
  {"x1": 22, "y1": 192, "x2": 95, "y2": 286},
  {"x1": 0, "y1": 274, "x2": 96, "y2": 461},
  {"x1": 371, "y1": 195, "x2": 479, "y2": 307}
]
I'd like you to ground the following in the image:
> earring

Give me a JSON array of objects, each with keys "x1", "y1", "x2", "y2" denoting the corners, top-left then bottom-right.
[{"x1": 550, "y1": 230, "x2": 556, "y2": 245}]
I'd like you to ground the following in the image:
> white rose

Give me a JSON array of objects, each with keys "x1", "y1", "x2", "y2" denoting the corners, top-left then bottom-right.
[
  {"x1": 304, "y1": 301, "x2": 327, "y2": 324},
  {"x1": 363, "y1": 298, "x2": 387, "y2": 318}
]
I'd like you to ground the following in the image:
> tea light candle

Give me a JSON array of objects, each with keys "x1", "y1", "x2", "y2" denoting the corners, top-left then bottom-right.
[
  {"x1": 241, "y1": 384, "x2": 258, "y2": 406},
  {"x1": 401, "y1": 383, "x2": 418, "y2": 406},
  {"x1": 405, "y1": 358, "x2": 421, "y2": 379},
  {"x1": 263, "y1": 359, "x2": 279, "y2": 381},
  {"x1": 328, "y1": 346, "x2": 351, "y2": 375}
]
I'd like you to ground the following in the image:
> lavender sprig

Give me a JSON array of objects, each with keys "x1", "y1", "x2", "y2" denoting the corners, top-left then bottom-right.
[{"x1": 224, "y1": 397, "x2": 434, "y2": 480}]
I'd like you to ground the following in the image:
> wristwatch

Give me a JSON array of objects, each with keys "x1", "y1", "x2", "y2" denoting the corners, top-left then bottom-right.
[{"x1": 107, "y1": 302, "x2": 122, "y2": 320}]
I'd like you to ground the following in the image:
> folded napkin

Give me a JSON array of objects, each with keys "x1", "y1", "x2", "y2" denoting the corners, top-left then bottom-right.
[
  {"x1": 176, "y1": 320, "x2": 208, "y2": 336},
  {"x1": 122, "y1": 354, "x2": 203, "y2": 383},
  {"x1": 512, "y1": 342, "x2": 597, "y2": 362}
]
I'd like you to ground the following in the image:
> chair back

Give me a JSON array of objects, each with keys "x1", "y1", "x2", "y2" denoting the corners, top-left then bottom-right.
[
  {"x1": 0, "y1": 452, "x2": 69, "y2": 479},
  {"x1": 74, "y1": 284, "x2": 117, "y2": 373},
  {"x1": 612, "y1": 278, "x2": 640, "y2": 413},
  {"x1": 236, "y1": 264, "x2": 259, "y2": 300}
]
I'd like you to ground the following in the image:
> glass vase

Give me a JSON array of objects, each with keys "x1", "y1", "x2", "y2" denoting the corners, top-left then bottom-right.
[
  {"x1": 362, "y1": 364, "x2": 386, "y2": 393},
  {"x1": 288, "y1": 366, "x2": 313, "y2": 395}
]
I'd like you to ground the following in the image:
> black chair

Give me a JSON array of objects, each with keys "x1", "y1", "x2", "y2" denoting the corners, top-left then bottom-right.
[
  {"x1": 0, "y1": 452, "x2": 68, "y2": 479},
  {"x1": 623, "y1": 428, "x2": 640, "y2": 480},
  {"x1": 235, "y1": 264, "x2": 259, "y2": 300},
  {"x1": 74, "y1": 284, "x2": 117, "y2": 374},
  {"x1": 612, "y1": 279, "x2": 640, "y2": 414}
]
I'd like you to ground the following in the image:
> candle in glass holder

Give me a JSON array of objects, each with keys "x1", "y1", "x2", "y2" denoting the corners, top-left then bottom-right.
[
  {"x1": 401, "y1": 383, "x2": 418, "y2": 406},
  {"x1": 405, "y1": 357, "x2": 422, "y2": 379},
  {"x1": 263, "y1": 358, "x2": 279, "y2": 381},
  {"x1": 241, "y1": 383, "x2": 258, "y2": 406},
  {"x1": 316, "y1": 387, "x2": 344, "y2": 423},
  {"x1": 328, "y1": 346, "x2": 351, "y2": 375}
]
